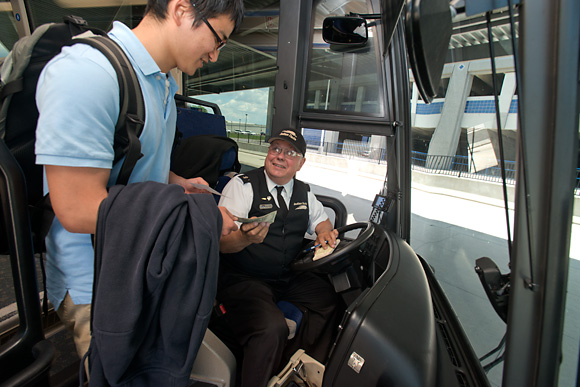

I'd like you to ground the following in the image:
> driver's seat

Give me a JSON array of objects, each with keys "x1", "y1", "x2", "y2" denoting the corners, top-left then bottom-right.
[{"x1": 188, "y1": 194, "x2": 347, "y2": 386}]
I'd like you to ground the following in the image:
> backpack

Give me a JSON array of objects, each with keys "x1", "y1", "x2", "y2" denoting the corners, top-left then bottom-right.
[{"x1": 0, "y1": 15, "x2": 145, "y2": 254}]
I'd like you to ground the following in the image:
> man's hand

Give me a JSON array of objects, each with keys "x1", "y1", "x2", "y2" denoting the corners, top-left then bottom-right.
[
  {"x1": 218, "y1": 206, "x2": 239, "y2": 236},
  {"x1": 168, "y1": 171, "x2": 211, "y2": 194},
  {"x1": 314, "y1": 219, "x2": 339, "y2": 251},
  {"x1": 219, "y1": 217, "x2": 270, "y2": 253},
  {"x1": 316, "y1": 229, "x2": 339, "y2": 250},
  {"x1": 240, "y1": 221, "x2": 270, "y2": 244},
  {"x1": 182, "y1": 177, "x2": 211, "y2": 194}
]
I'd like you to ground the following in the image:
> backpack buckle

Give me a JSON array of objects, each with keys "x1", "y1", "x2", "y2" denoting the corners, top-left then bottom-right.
[{"x1": 63, "y1": 15, "x2": 88, "y2": 27}]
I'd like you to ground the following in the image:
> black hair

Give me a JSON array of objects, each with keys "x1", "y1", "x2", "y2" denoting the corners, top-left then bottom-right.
[{"x1": 145, "y1": 0, "x2": 244, "y2": 33}]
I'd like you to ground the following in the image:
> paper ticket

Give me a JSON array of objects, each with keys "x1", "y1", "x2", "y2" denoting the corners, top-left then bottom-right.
[
  {"x1": 313, "y1": 239, "x2": 341, "y2": 261},
  {"x1": 188, "y1": 182, "x2": 225, "y2": 196}
]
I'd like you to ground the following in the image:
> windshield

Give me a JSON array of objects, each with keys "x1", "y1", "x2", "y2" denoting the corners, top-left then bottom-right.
[{"x1": 410, "y1": 6, "x2": 580, "y2": 386}]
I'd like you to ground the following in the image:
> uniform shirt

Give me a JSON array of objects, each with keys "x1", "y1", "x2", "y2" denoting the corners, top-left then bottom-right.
[
  {"x1": 218, "y1": 169, "x2": 328, "y2": 235},
  {"x1": 35, "y1": 21, "x2": 179, "y2": 309}
]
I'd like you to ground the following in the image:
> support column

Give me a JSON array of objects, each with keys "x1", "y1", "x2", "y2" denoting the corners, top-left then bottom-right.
[
  {"x1": 323, "y1": 130, "x2": 340, "y2": 154},
  {"x1": 369, "y1": 135, "x2": 387, "y2": 161},
  {"x1": 355, "y1": 86, "x2": 364, "y2": 112},
  {"x1": 467, "y1": 72, "x2": 518, "y2": 172},
  {"x1": 487, "y1": 72, "x2": 518, "y2": 161},
  {"x1": 411, "y1": 82, "x2": 419, "y2": 127},
  {"x1": 265, "y1": 86, "x2": 275, "y2": 136},
  {"x1": 426, "y1": 62, "x2": 473, "y2": 168}
]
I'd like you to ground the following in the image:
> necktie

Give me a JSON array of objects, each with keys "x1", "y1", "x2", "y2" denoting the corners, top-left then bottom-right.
[{"x1": 276, "y1": 186, "x2": 288, "y2": 218}]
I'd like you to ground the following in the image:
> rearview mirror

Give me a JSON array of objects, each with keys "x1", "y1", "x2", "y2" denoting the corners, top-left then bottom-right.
[
  {"x1": 405, "y1": 0, "x2": 452, "y2": 103},
  {"x1": 322, "y1": 17, "x2": 368, "y2": 45}
]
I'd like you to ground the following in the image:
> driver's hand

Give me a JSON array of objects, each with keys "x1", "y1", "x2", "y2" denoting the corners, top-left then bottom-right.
[
  {"x1": 241, "y1": 221, "x2": 270, "y2": 244},
  {"x1": 316, "y1": 229, "x2": 339, "y2": 250}
]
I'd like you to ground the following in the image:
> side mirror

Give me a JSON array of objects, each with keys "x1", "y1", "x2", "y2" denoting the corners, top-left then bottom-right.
[
  {"x1": 405, "y1": 0, "x2": 452, "y2": 103},
  {"x1": 475, "y1": 257, "x2": 510, "y2": 323},
  {"x1": 322, "y1": 17, "x2": 368, "y2": 46}
]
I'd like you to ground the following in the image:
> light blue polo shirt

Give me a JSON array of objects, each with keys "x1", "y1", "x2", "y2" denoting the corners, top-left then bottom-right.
[{"x1": 35, "y1": 22, "x2": 179, "y2": 309}]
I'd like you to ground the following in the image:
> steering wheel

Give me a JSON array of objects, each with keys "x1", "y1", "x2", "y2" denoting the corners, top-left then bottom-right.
[{"x1": 291, "y1": 222, "x2": 375, "y2": 272}]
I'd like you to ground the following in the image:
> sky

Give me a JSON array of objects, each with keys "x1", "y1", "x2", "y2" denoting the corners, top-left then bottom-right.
[
  {"x1": 194, "y1": 87, "x2": 270, "y2": 126},
  {"x1": 0, "y1": 42, "x2": 8, "y2": 58}
]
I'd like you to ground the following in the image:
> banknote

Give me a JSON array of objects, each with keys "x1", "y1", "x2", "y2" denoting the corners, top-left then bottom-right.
[{"x1": 237, "y1": 210, "x2": 277, "y2": 224}]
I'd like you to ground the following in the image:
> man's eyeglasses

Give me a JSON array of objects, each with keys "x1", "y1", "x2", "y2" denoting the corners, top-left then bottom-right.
[
  {"x1": 192, "y1": 3, "x2": 227, "y2": 51},
  {"x1": 268, "y1": 145, "x2": 303, "y2": 159}
]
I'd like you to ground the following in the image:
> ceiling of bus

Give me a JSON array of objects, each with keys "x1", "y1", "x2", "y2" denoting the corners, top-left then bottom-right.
[
  {"x1": 0, "y1": 1, "x2": 517, "y2": 97},
  {"x1": 187, "y1": 2, "x2": 518, "y2": 97}
]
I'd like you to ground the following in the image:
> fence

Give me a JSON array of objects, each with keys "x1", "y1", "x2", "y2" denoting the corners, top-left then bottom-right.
[
  {"x1": 411, "y1": 151, "x2": 517, "y2": 184},
  {"x1": 309, "y1": 141, "x2": 387, "y2": 163}
]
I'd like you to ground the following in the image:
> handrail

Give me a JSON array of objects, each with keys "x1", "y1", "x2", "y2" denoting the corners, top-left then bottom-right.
[
  {"x1": 0, "y1": 139, "x2": 53, "y2": 383},
  {"x1": 174, "y1": 94, "x2": 222, "y2": 116}
]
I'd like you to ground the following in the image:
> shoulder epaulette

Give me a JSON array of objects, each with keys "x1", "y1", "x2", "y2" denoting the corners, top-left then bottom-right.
[
  {"x1": 239, "y1": 174, "x2": 251, "y2": 184},
  {"x1": 294, "y1": 178, "x2": 310, "y2": 192}
]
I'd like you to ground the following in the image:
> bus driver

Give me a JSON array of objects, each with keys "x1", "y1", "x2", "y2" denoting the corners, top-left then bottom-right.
[{"x1": 217, "y1": 128, "x2": 340, "y2": 387}]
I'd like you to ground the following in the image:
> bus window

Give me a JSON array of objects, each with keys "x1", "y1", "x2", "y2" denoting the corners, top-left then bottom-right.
[
  {"x1": 0, "y1": 0, "x2": 18, "y2": 55},
  {"x1": 563, "y1": 119, "x2": 580, "y2": 384},
  {"x1": 303, "y1": 0, "x2": 385, "y2": 117},
  {"x1": 409, "y1": 9, "x2": 520, "y2": 385},
  {"x1": 184, "y1": 7, "x2": 279, "y2": 132},
  {"x1": 26, "y1": 0, "x2": 145, "y2": 31}
]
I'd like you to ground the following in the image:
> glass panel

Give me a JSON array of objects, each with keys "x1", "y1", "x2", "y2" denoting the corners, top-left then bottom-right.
[
  {"x1": 26, "y1": 0, "x2": 145, "y2": 30},
  {"x1": 410, "y1": 10, "x2": 520, "y2": 386},
  {"x1": 1, "y1": 0, "x2": 146, "y2": 56},
  {"x1": 0, "y1": 1, "x2": 17, "y2": 316},
  {"x1": 0, "y1": 0, "x2": 18, "y2": 55},
  {"x1": 561, "y1": 114, "x2": 580, "y2": 384},
  {"x1": 303, "y1": 0, "x2": 385, "y2": 117},
  {"x1": 184, "y1": 6, "x2": 279, "y2": 134}
]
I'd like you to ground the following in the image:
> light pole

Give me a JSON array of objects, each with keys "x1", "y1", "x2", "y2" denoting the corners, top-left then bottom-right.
[{"x1": 245, "y1": 114, "x2": 249, "y2": 143}]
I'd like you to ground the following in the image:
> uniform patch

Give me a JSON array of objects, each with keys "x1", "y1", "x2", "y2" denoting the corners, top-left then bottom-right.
[
  {"x1": 293, "y1": 202, "x2": 308, "y2": 210},
  {"x1": 260, "y1": 204, "x2": 274, "y2": 210}
]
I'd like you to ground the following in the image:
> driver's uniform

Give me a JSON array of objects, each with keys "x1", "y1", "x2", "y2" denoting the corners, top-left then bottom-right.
[{"x1": 217, "y1": 167, "x2": 339, "y2": 387}]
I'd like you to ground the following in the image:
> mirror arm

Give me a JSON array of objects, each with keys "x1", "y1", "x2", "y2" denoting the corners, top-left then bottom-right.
[{"x1": 346, "y1": 12, "x2": 381, "y2": 19}]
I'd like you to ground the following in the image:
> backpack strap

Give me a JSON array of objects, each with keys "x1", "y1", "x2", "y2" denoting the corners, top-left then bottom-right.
[{"x1": 74, "y1": 35, "x2": 145, "y2": 185}]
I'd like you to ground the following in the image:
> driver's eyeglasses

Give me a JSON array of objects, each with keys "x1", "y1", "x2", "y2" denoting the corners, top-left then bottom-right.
[
  {"x1": 192, "y1": 3, "x2": 227, "y2": 51},
  {"x1": 268, "y1": 146, "x2": 303, "y2": 159}
]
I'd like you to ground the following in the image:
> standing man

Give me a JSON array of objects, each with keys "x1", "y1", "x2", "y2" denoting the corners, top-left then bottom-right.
[
  {"x1": 35, "y1": 0, "x2": 243, "y2": 360},
  {"x1": 217, "y1": 128, "x2": 340, "y2": 387}
]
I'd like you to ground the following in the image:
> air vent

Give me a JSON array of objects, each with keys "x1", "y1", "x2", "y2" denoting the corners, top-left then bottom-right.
[
  {"x1": 437, "y1": 320, "x2": 460, "y2": 367},
  {"x1": 455, "y1": 370, "x2": 468, "y2": 387},
  {"x1": 433, "y1": 303, "x2": 441, "y2": 320}
]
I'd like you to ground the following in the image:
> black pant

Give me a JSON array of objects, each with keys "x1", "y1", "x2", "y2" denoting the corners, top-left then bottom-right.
[{"x1": 216, "y1": 272, "x2": 339, "y2": 387}]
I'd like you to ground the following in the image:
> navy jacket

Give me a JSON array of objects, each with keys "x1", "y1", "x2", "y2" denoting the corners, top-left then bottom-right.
[{"x1": 89, "y1": 181, "x2": 222, "y2": 386}]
